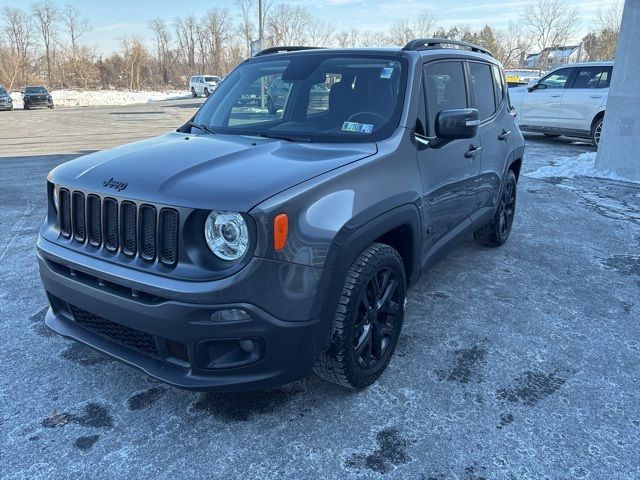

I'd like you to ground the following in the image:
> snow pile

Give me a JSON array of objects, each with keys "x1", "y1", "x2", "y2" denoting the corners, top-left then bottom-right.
[
  {"x1": 526, "y1": 152, "x2": 639, "y2": 184},
  {"x1": 9, "y1": 89, "x2": 191, "y2": 109}
]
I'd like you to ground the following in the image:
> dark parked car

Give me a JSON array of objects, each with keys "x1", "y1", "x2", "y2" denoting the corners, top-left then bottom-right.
[
  {"x1": 0, "y1": 86, "x2": 13, "y2": 111},
  {"x1": 23, "y1": 85, "x2": 54, "y2": 110},
  {"x1": 38, "y1": 40, "x2": 524, "y2": 391}
]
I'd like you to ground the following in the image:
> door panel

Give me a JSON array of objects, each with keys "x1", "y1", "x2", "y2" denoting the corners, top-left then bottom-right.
[
  {"x1": 470, "y1": 62, "x2": 512, "y2": 220},
  {"x1": 417, "y1": 60, "x2": 481, "y2": 262},
  {"x1": 558, "y1": 66, "x2": 612, "y2": 131},
  {"x1": 518, "y1": 67, "x2": 574, "y2": 128}
]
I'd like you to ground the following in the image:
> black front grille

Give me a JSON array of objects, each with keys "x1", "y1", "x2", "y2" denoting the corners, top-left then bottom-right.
[
  {"x1": 166, "y1": 340, "x2": 189, "y2": 363},
  {"x1": 87, "y1": 194, "x2": 101, "y2": 246},
  {"x1": 159, "y1": 209, "x2": 179, "y2": 265},
  {"x1": 72, "y1": 191, "x2": 86, "y2": 242},
  {"x1": 139, "y1": 205, "x2": 157, "y2": 261},
  {"x1": 121, "y1": 201, "x2": 137, "y2": 256},
  {"x1": 104, "y1": 197, "x2": 119, "y2": 251},
  {"x1": 59, "y1": 188, "x2": 72, "y2": 237},
  {"x1": 57, "y1": 190, "x2": 179, "y2": 266},
  {"x1": 69, "y1": 304, "x2": 159, "y2": 356}
]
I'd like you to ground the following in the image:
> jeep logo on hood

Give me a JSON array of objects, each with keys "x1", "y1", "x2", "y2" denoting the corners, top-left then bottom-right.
[{"x1": 103, "y1": 177, "x2": 128, "y2": 192}]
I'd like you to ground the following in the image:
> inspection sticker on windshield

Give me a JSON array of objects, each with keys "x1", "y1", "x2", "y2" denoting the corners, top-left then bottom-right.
[
  {"x1": 380, "y1": 67, "x2": 394, "y2": 79},
  {"x1": 342, "y1": 122, "x2": 374, "y2": 134}
]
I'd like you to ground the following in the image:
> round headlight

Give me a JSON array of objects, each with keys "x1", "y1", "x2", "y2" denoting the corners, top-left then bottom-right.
[
  {"x1": 52, "y1": 186, "x2": 59, "y2": 211},
  {"x1": 204, "y1": 211, "x2": 249, "y2": 261}
]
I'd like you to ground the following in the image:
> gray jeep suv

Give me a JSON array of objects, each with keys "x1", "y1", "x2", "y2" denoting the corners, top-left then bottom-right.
[{"x1": 38, "y1": 40, "x2": 524, "y2": 391}]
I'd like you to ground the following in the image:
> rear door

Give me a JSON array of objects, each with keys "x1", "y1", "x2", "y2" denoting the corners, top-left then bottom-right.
[
  {"x1": 518, "y1": 67, "x2": 574, "y2": 128},
  {"x1": 416, "y1": 60, "x2": 481, "y2": 260},
  {"x1": 467, "y1": 61, "x2": 512, "y2": 221},
  {"x1": 557, "y1": 65, "x2": 612, "y2": 131}
]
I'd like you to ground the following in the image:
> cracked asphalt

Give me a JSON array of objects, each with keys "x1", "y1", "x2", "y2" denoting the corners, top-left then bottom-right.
[{"x1": 1, "y1": 101, "x2": 639, "y2": 479}]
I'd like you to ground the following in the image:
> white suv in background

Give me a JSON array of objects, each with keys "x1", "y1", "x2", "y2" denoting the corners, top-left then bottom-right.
[
  {"x1": 189, "y1": 75, "x2": 222, "y2": 97},
  {"x1": 510, "y1": 62, "x2": 613, "y2": 147}
]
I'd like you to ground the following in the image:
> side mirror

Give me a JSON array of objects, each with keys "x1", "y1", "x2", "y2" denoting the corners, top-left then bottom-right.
[
  {"x1": 435, "y1": 108, "x2": 479, "y2": 141},
  {"x1": 527, "y1": 80, "x2": 544, "y2": 92}
]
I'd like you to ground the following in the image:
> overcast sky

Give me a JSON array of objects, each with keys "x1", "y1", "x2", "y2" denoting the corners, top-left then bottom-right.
[{"x1": 0, "y1": 0, "x2": 619, "y2": 54}]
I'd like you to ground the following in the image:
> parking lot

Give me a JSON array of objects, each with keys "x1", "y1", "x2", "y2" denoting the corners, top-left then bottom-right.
[{"x1": 1, "y1": 101, "x2": 639, "y2": 479}]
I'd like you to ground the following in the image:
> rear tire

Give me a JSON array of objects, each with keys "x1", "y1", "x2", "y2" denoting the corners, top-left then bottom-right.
[
  {"x1": 314, "y1": 243, "x2": 406, "y2": 389},
  {"x1": 591, "y1": 117, "x2": 603, "y2": 148},
  {"x1": 204, "y1": 88, "x2": 210, "y2": 97},
  {"x1": 473, "y1": 170, "x2": 517, "y2": 247},
  {"x1": 267, "y1": 96, "x2": 276, "y2": 115},
  {"x1": 23, "y1": 104, "x2": 29, "y2": 110}
]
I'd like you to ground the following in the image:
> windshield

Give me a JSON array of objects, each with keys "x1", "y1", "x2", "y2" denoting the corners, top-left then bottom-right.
[
  {"x1": 204, "y1": 76, "x2": 220, "y2": 82},
  {"x1": 194, "y1": 53, "x2": 406, "y2": 143},
  {"x1": 0, "y1": 87, "x2": 7, "y2": 95},
  {"x1": 25, "y1": 86, "x2": 47, "y2": 94}
]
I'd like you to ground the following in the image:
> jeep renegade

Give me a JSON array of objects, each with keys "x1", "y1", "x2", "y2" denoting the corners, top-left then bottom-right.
[{"x1": 38, "y1": 40, "x2": 525, "y2": 391}]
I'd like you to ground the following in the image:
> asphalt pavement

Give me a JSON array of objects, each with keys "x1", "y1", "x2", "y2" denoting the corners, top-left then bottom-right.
[{"x1": 1, "y1": 101, "x2": 639, "y2": 480}]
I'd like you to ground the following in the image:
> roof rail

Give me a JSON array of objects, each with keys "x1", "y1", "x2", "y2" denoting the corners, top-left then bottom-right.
[
  {"x1": 254, "y1": 46, "x2": 326, "y2": 57},
  {"x1": 402, "y1": 38, "x2": 492, "y2": 57}
]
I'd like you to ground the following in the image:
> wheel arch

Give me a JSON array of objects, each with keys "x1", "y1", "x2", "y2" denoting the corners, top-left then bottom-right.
[
  {"x1": 591, "y1": 110, "x2": 605, "y2": 131},
  {"x1": 317, "y1": 203, "x2": 421, "y2": 328}
]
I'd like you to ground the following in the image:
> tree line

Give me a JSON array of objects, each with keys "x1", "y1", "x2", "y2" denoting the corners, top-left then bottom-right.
[{"x1": 0, "y1": 0, "x2": 623, "y2": 91}]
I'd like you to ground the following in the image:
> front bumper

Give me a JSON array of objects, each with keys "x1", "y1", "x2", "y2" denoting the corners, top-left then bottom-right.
[
  {"x1": 25, "y1": 99, "x2": 53, "y2": 108},
  {"x1": 37, "y1": 237, "x2": 331, "y2": 391}
]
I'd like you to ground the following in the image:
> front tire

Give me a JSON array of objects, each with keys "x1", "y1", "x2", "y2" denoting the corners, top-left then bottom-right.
[
  {"x1": 473, "y1": 169, "x2": 517, "y2": 247},
  {"x1": 314, "y1": 243, "x2": 406, "y2": 389},
  {"x1": 591, "y1": 117, "x2": 603, "y2": 148},
  {"x1": 191, "y1": 87, "x2": 197, "y2": 98}
]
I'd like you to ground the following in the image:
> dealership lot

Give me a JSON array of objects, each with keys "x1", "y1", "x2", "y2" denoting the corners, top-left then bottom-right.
[{"x1": 1, "y1": 102, "x2": 639, "y2": 479}]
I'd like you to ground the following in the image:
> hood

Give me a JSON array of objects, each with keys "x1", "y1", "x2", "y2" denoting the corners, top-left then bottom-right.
[{"x1": 49, "y1": 131, "x2": 377, "y2": 211}]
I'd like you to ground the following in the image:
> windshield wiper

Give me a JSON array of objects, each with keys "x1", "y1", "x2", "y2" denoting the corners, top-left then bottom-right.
[
  {"x1": 187, "y1": 121, "x2": 216, "y2": 135},
  {"x1": 259, "y1": 132, "x2": 313, "y2": 143}
]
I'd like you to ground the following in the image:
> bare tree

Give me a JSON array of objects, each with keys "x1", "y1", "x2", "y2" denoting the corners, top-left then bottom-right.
[
  {"x1": 174, "y1": 15, "x2": 196, "y2": 70},
  {"x1": 523, "y1": 0, "x2": 581, "y2": 70},
  {"x1": 59, "y1": 5, "x2": 90, "y2": 87},
  {"x1": 266, "y1": 4, "x2": 310, "y2": 46},
  {"x1": 1, "y1": 7, "x2": 37, "y2": 89},
  {"x1": 149, "y1": 18, "x2": 173, "y2": 84},
  {"x1": 307, "y1": 18, "x2": 334, "y2": 47},
  {"x1": 235, "y1": 0, "x2": 255, "y2": 56},
  {"x1": 499, "y1": 21, "x2": 532, "y2": 67},
  {"x1": 121, "y1": 36, "x2": 150, "y2": 90},
  {"x1": 387, "y1": 10, "x2": 436, "y2": 46},
  {"x1": 203, "y1": 8, "x2": 234, "y2": 75},
  {"x1": 32, "y1": 0, "x2": 58, "y2": 86}
]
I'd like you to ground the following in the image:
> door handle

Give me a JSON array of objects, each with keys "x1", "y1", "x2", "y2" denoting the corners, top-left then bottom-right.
[
  {"x1": 498, "y1": 129, "x2": 511, "y2": 141},
  {"x1": 550, "y1": 94, "x2": 561, "y2": 98},
  {"x1": 464, "y1": 145, "x2": 482, "y2": 158},
  {"x1": 590, "y1": 95, "x2": 603, "y2": 99}
]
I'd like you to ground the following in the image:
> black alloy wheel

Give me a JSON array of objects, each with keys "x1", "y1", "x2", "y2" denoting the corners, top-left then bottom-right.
[{"x1": 352, "y1": 266, "x2": 402, "y2": 370}]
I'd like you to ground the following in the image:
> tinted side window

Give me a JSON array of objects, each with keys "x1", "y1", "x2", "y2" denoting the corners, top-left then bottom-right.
[
  {"x1": 491, "y1": 65, "x2": 504, "y2": 107},
  {"x1": 539, "y1": 68, "x2": 573, "y2": 89},
  {"x1": 424, "y1": 61, "x2": 467, "y2": 135},
  {"x1": 572, "y1": 66, "x2": 612, "y2": 89},
  {"x1": 469, "y1": 62, "x2": 496, "y2": 120}
]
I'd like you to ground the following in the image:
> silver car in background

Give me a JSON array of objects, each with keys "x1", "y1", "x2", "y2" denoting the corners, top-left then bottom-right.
[{"x1": 510, "y1": 61, "x2": 612, "y2": 146}]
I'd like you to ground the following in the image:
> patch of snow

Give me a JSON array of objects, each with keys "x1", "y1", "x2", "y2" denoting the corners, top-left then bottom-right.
[
  {"x1": 9, "y1": 89, "x2": 191, "y2": 109},
  {"x1": 526, "y1": 152, "x2": 640, "y2": 184}
]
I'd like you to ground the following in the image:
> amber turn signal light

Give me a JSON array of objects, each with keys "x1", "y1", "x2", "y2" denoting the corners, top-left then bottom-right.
[{"x1": 274, "y1": 213, "x2": 288, "y2": 251}]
